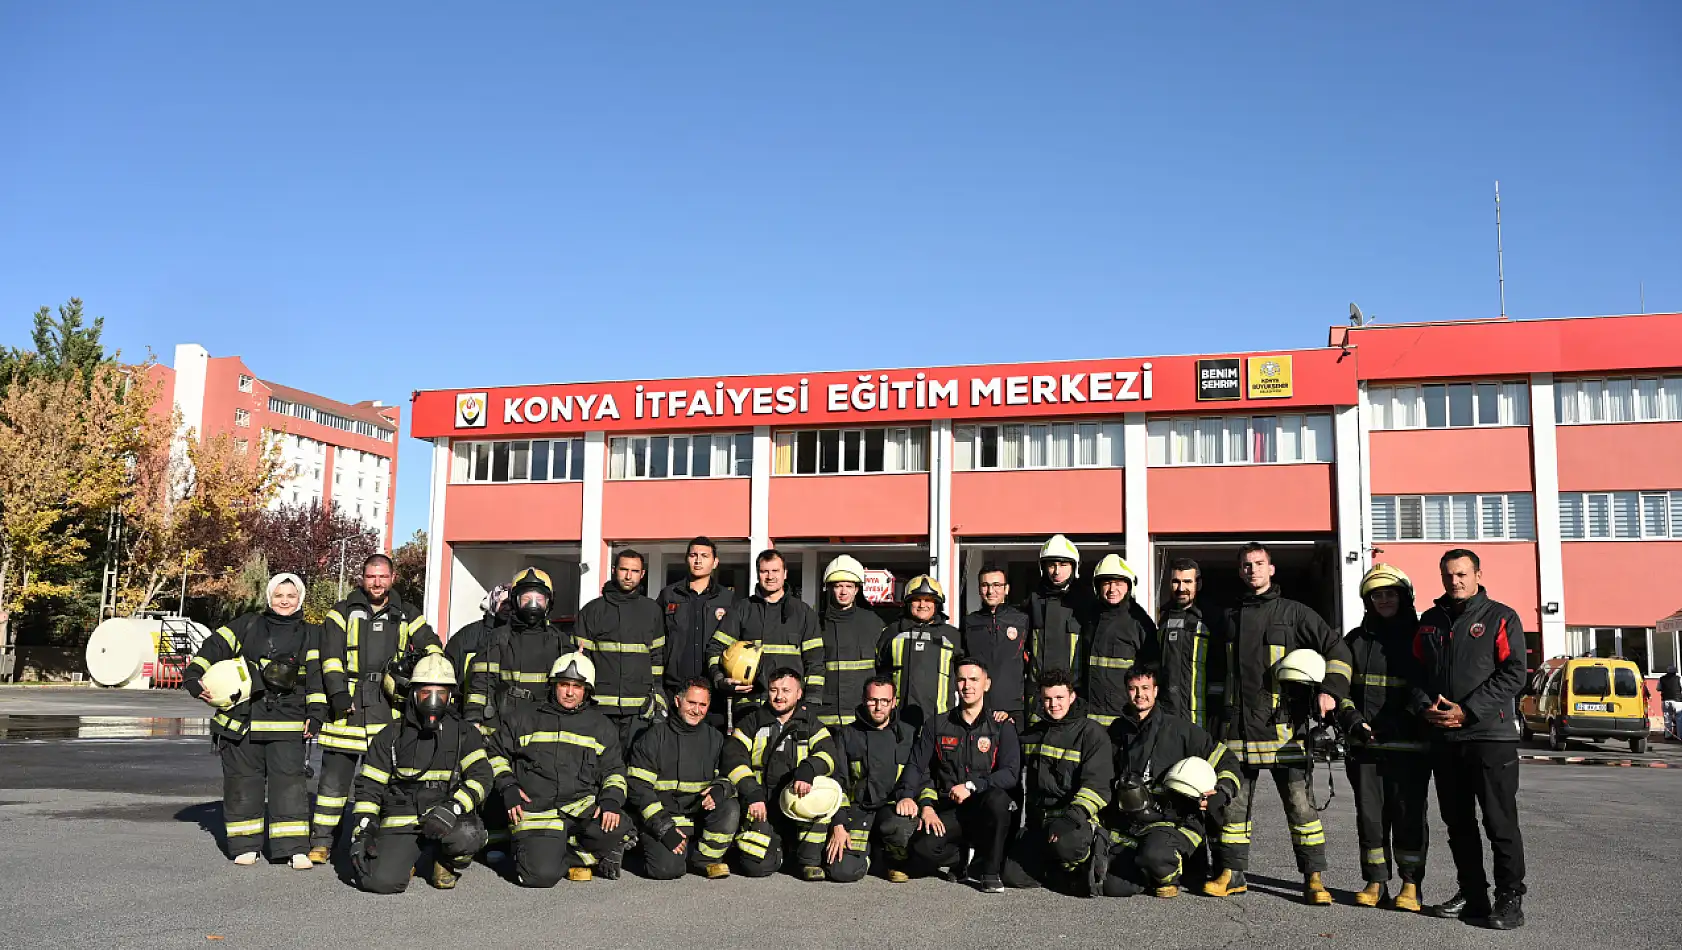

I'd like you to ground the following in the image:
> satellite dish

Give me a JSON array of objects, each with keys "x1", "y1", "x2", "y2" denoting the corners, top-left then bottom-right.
[
  {"x1": 1350, "y1": 303, "x2": 1365, "y2": 326},
  {"x1": 85, "y1": 619, "x2": 152, "y2": 687}
]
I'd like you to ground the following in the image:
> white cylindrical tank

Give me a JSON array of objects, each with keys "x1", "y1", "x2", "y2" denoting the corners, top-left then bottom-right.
[{"x1": 85, "y1": 618, "x2": 160, "y2": 689}]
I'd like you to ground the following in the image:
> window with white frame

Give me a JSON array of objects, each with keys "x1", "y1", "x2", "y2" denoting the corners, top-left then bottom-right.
[
  {"x1": 1370, "y1": 493, "x2": 1536, "y2": 542},
  {"x1": 609, "y1": 432, "x2": 753, "y2": 480},
  {"x1": 238, "y1": 374, "x2": 254, "y2": 393},
  {"x1": 774, "y1": 427, "x2": 927, "y2": 475},
  {"x1": 234, "y1": 408, "x2": 251, "y2": 428},
  {"x1": 1146, "y1": 414, "x2": 1333, "y2": 466},
  {"x1": 1559, "y1": 490, "x2": 1682, "y2": 539},
  {"x1": 453, "y1": 438, "x2": 587, "y2": 484},
  {"x1": 1567, "y1": 626, "x2": 1655, "y2": 673},
  {"x1": 953, "y1": 421, "x2": 1122, "y2": 471},
  {"x1": 1556, "y1": 376, "x2": 1682, "y2": 424},
  {"x1": 1368, "y1": 381, "x2": 1528, "y2": 430}
]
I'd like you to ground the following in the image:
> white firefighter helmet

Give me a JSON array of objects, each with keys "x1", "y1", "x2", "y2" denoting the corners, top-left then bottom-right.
[
  {"x1": 200, "y1": 659, "x2": 255, "y2": 710},
  {"x1": 1160, "y1": 756, "x2": 1219, "y2": 800},
  {"x1": 410, "y1": 654, "x2": 457, "y2": 689},
  {"x1": 780, "y1": 774, "x2": 845, "y2": 823},
  {"x1": 549, "y1": 652, "x2": 597, "y2": 690},
  {"x1": 1359, "y1": 563, "x2": 1413, "y2": 598},
  {"x1": 1091, "y1": 554, "x2": 1138, "y2": 589},
  {"x1": 720, "y1": 641, "x2": 762, "y2": 686},
  {"x1": 1039, "y1": 534, "x2": 1080, "y2": 568},
  {"x1": 823, "y1": 555, "x2": 866, "y2": 586},
  {"x1": 1274, "y1": 648, "x2": 1327, "y2": 686}
]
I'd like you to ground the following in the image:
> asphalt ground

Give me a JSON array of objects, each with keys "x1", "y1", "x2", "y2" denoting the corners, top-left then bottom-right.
[{"x1": 1, "y1": 699, "x2": 1678, "y2": 950}]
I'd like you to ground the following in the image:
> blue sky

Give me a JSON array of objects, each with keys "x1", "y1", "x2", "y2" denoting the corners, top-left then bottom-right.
[{"x1": 3, "y1": 3, "x2": 1678, "y2": 537}]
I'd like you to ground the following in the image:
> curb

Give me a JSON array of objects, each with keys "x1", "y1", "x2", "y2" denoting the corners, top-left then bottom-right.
[{"x1": 1521, "y1": 754, "x2": 1675, "y2": 768}]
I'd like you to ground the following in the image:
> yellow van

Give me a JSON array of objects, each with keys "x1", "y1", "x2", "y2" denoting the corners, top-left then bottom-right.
[{"x1": 1520, "y1": 656, "x2": 1650, "y2": 754}]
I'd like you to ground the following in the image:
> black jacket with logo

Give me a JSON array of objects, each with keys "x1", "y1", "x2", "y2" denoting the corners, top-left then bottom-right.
[
  {"x1": 576, "y1": 582, "x2": 666, "y2": 715},
  {"x1": 960, "y1": 604, "x2": 1030, "y2": 713},
  {"x1": 1081, "y1": 597, "x2": 1158, "y2": 726},
  {"x1": 835, "y1": 710, "x2": 919, "y2": 825},
  {"x1": 657, "y1": 578, "x2": 736, "y2": 695},
  {"x1": 1409, "y1": 588, "x2": 1527, "y2": 743},
  {"x1": 1220, "y1": 584, "x2": 1351, "y2": 766},
  {"x1": 878, "y1": 613, "x2": 960, "y2": 727},
  {"x1": 708, "y1": 589, "x2": 823, "y2": 698},
  {"x1": 904, "y1": 705, "x2": 1020, "y2": 804},
  {"x1": 1155, "y1": 602, "x2": 1226, "y2": 731},
  {"x1": 1019, "y1": 708, "x2": 1114, "y2": 820},
  {"x1": 815, "y1": 602, "x2": 885, "y2": 727}
]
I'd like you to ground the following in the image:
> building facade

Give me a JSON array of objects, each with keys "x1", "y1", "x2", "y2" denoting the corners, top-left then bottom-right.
[
  {"x1": 409, "y1": 313, "x2": 1682, "y2": 674},
  {"x1": 151, "y1": 343, "x2": 399, "y2": 548}
]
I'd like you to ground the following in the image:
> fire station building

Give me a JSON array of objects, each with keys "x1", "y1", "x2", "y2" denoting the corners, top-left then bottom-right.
[{"x1": 409, "y1": 312, "x2": 1682, "y2": 676}]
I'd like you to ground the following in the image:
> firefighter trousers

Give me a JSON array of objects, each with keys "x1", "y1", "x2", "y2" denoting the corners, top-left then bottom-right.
[
  {"x1": 1102, "y1": 821, "x2": 1202, "y2": 895},
  {"x1": 512, "y1": 811, "x2": 631, "y2": 888},
  {"x1": 311, "y1": 749, "x2": 361, "y2": 850},
  {"x1": 356, "y1": 815, "x2": 489, "y2": 894},
  {"x1": 910, "y1": 787, "x2": 1013, "y2": 878},
  {"x1": 640, "y1": 800, "x2": 741, "y2": 880},
  {"x1": 734, "y1": 809, "x2": 828, "y2": 878},
  {"x1": 1001, "y1": 810, "x2": 1098, "y2": 889},
  {"x1": 1347, "y1": 750, "x2": 1431, "y2": 884},
  {"x1": 219, "y1": 736, "x2": 310, "y2": 859},
  {"x1": 1214, "y1": 763, "x2": 1327, "y2": 874},
  {"x1": 825, "y1": 805, "x2": 917, "y2": 883}
]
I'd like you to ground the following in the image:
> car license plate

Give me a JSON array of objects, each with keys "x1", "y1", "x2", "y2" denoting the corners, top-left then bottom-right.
[{"x1": 1574, "y1": 702, "x2": 1609, "y2": 712}]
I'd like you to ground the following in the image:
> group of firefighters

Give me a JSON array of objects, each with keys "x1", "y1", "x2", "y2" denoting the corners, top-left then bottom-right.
[{"x1": 185, "y1": 532, "x2": 1530, "y2": 929}]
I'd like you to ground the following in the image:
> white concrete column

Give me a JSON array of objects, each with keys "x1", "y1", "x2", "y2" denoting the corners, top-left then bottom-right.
[
  {"x1": 801, "y1": 547, "x2": 820, "y2": 607},
  {"x1": 962, "y1": 546, "x2": 983, "y2": 614},
  {"x1": 423, "y1": 438, "x2": 452, "y2": 633},
  {"x1": 172, "y1": 343, "x2": 209, "y2": 440},
  {"x1": 1530, "y1": 373, "x2": 1568, "y2": 659},
  {"x1": 749, "y1": 426, "x2": 772, "y2": 557},
  {"x1": 1123, "y1": 412, "x2": 1152, "y2": 616},
  {"x1": 1333, "y1": 404, "x2": 1365, "y2": 630},
  {"x1": 646, "y1": 549, "x2": 665, "y2": 596},
  {"x1": 579, "y1": 431, "x2": 607, "y2": 614},
  {"x1": 928, "y1": 419, "x2": 955, "y2": 595}
]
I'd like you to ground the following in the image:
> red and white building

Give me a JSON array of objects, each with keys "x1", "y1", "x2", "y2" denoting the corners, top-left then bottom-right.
[
  {"x1": 151, "y1": 343, "x2": 399, "y2": 548},
  {"x1": 409, "y1": 313, "x2": 1682, "y2": 675}
]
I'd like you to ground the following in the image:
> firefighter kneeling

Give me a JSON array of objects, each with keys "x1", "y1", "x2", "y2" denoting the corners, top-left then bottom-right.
[
  {"x1": 349, "y1": 656, "x2": 496, "y2": 893},
  {"x1": 1003, "y1": 669, "x2": 1114, "y2": 895},
  {"x1": 626, "y1": 677, "x2": 740, "y2": 880}
]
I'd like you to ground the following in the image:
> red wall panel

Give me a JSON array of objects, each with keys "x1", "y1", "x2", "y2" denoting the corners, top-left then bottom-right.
[
  {"x1": 603, "y1": 478, "x2": 750, "y2": 540},
  {"x1": 1556, "y1": 423, "x2": 1682, "y2": 491},
  {"x1": 1374, "y1": 542, "x2": 1540, "y2": 631},
  {"x1": 445, "y1": 483, "x2": 584, "y2": 542},
  {"x1": 1148, "y1": 465, "x2": 1335, "y2": 534},
  {"x1": 952, "y1": 469, "x2": 1125, "y2": 537},
  {"x1": 770, "y1": 474, "x2": 928, "y2": 538},
  {"x1": 1369, "y1": 428, "x2": 1534, "y2": 494},
  {"x1": 1561, "y1": 541, "x2": 1682, "y2": 627}
]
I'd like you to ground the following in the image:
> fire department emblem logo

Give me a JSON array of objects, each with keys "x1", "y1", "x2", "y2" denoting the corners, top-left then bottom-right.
[
  {"x1": 1006, "y1": 626, "x2": 1019, "y2": 641},
  {"x1": 1470, "y1": 623, "x2": 1486, "y2": 638},
  {"x1": 455, "y1": 392, "x2": 487, "y2": 428},
  {"x1": 715, "y1": 607, "x2": 726, "y2": 621},
  {"x1": 975, "y1": 737, "x2": 992, "y2": 754}
]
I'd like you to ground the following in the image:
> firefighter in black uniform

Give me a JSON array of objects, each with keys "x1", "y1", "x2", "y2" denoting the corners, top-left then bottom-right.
[
  {"x1": 906, "y1": 658, "x2": 1020, "y2": 893},
  {"x1": 1082, "y1": 555, "x2": 1157, "y2": 728},
  {"x1": 1027, "y1": 535, "x2": 1091, "y2": 716},
  {"x1": 1102, "y1": 664, "x2": 1240, "y2": 898},
  {"x1": 960, "y1": 563, "x2": 1030, "y2": 728},
  {"x1": 492, "y1": 652, "x2": 631, "y2": 885},
  {"x1": 814, "y1": 555, "x2": 884, "y2": 729},
  {"x1": 657, "y1": 537, "x2": 736, "y2": 716},
  {"x1": 1337, "y1": 564, "x2": 1432, "y2": 912},
  {"x1": 349, "y1": 655, "x2": 496, "y2": 892},
  {"x1": 1410, "y1": 549, "x2": 1529, "y2": 930},
  {"x1": 709, "y1": 549, "x2": 822, "y2": 724},
  {"x1": 824, "y1": 676, "x2": 919, "y2": 883},
  {"x1": 1204, "y1": 542, "x2": 1351, "y2": 906},
  {"x1": 626, "y1": 678, "x2": 738, "y2": 880},
  {"x1": 312, "y1": 554, "x2": 442, "y2": 863},
  {"x1": 721, "y1": 668, "x2": 843, "y2": 879},
  {"x1": 1004, "y1": 669, "x2": 1114, "y2": 894},
  {"x1": 445, "y1": 584, "x2": 507, "y2": 713},
  {"x1": 185, "y1": 572, "x2": 324, "y2": 868},
  {"x1": 1156, "y1": 558, "x2": 1225, "y2": 733},
  {"x1": 576, "y1": 548, "x2": 667, "y2": 749},
  {"x1": 878, "y1": 575, "x2": 960, "y2": 729}
]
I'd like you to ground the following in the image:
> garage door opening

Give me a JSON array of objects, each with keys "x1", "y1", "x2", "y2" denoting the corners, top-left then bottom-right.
[
  {"x1": 1153, "y1": 538, "x2": 1343, "y2": 629},
  {"x1": 449, "y1": 543, "x2": 582, "y2": 637}
]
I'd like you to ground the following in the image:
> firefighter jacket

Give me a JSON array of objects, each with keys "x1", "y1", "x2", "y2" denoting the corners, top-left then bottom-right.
[
  {"x1": 1019, "y1": 709, "x2": 1114, "y2": 821},
  {"x1": 1028, "y1": 580, "x2": 1091, "y2": 685},
  {"x1": 708, "y1": 588, "x2": 823, "y2": 698},
  {"x1": 492, "y1": 698, "x2": 629, "y2": 823},
  {"x1": 1338, "y1": 611, "x2": 1429, "y2": 754},
  {"x1": 1108, "y1": 707, "x2": 1240, "y2": 830},
  {"x1": 576, "y1": 582, "x2": 666, "y2": 715},
  {"x1": 721, "y1": 701, "x2": 839, "y2": 807},
  {"x1": 1220, "y1": 584, "x2": 1351, "y2": 767},
  {"x1": 815, "y1": 601, "x2": 885, "y2": 727},
  {"x1": 1081, "y1": 597, "x2": 1158, "y2": 727},
  {"x1": 318, "y1": 590, "x2": 440, "y2": 755},
  {"x1": 1154, "y1": 602, "x2": 1225, "y2": 731},
  {"x1": 445, "y1": 614, "x2": 499, "y2": 712},
  {"x1": 658, "y1": 578, "x2": 736, "y2": 695},
  {"x1": 1408, "y1": 588, "x2": 1528, "y2": 744},
  {"x1": 352, "y1": 709, "x2": 496, "y2": 831},
  {"x1": 835, "y1": 710, "x2": 918, "y2": 826},
  {"x1": 467, "y1": 619, "x2": 572, "y2": 725},
  {"x1": 904, "y1": 705, "x2": 1020, "y2": 804},
  {"x1": 625, "y1": 713, "x2": 732, "y2": 837},
  {"x1": 878, "y1": 613, "x2": 960, "y2": 725},
  {"x1": 185, "y1": 609, "x2": 324, "y2": 742},
  {"x1": 960, "y1": 604, "x2": 1030, "y2": 714}
]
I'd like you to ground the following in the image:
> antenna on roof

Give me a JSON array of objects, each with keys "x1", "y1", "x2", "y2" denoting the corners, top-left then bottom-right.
[{"x1": 1494, "y1": 181, "x2": 1508, "y2": 318}]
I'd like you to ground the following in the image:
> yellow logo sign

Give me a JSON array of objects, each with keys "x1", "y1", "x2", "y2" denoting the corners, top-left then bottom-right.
[
  {"x1": 1246, "y1": 356, "x2": 1294, "y2": 399},
  {"x1": 455, "y1": 392, "x2": 488, "y2": 428}
]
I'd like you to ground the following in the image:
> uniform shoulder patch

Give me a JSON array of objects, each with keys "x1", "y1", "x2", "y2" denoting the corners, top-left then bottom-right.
[
  {"x1": 1469, "y1": 623, "x2": 1485, "y2": 638},
  {"x1": 975, "y1": 736, "x2": 992, "y2": 754}
]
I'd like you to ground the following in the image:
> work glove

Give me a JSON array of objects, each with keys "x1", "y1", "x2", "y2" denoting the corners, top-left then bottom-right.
[
  {"x1": 502, "y1": 785, "x2": 527, "y2": 812},
  {"x1": 652, "y1": 817, "x2": 685, "y2": 852},
  {"x1": 419, "y1": 802, "x2": 462, "y2": 839},
  {"x1": 329, "y1": 692, "x2": 353, "y2": 720},
  {"x1": 706, "y1": 779, "x2": 736, "y2": 804},
  {"x1": 1205, "y1": 788, "x2": 1232, "y2": 817},
  {"x1": 1045, "y1": 812, "x2": 1085, "y2": 842},
  {"x1": 304, "y1": 718, "x2": 322, "y2": 736}
]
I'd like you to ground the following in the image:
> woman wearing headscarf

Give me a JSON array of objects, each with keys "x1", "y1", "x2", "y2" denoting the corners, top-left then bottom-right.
[{"x1": 185, "y1": 572, "x2": 325, "y2": 868}]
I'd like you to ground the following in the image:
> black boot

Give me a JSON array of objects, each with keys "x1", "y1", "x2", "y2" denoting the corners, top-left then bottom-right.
[
  {"x1": 1426, "y1": 889, "x2": 1490, "y2": 921},
  {"x1": 1483, "y1": 891, "x2": 1525, "y2": 930}
]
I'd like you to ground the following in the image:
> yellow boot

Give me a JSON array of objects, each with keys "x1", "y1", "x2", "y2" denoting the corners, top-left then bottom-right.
[
  {"x1": 887, "y1": 869, "x2": 910, "y2": 884},
  {"x1": 567, "y1": 867, "x2": 593, "y2": 882},
  {"x1": 705, "y1": 863, "x2": 731, "y2": 879},
  {"x1": 1355, "y1": 882, "x2": 1387, "y2": 907},
  {"x1": 1393, "y1": 883, "x2": 1422, "y2": 912},
  {"x1": 1202, "y1": 869, "x2": 1247, "y2": 897},
  {"x1": 1153, "y1": 884, "x2": 1179, "y2": 899},
  {"x1": 306, "y1": 846, "x2": 330, "y2": 865},
  {"x1": 1304, "y1": 872, "x2": 1333, "y2": 906}
]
